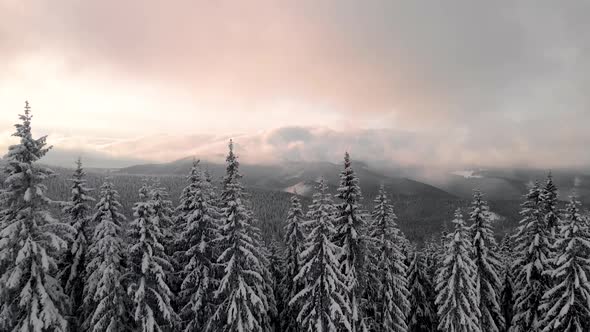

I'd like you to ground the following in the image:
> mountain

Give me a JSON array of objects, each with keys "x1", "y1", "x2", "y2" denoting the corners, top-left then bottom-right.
[
  {"x1": 421, "y1": 168, "x2": 590, "y2": 205},
  {"x1": 117, "y1": 158, "x2": 456, "y2": 200}
]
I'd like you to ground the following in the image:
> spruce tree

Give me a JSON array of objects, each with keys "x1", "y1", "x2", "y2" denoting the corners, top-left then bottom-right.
[
  {"x1": 127, "y1": 184, "x2": 177, "y2": 331},
  {"x1": 367, "y1": 184, "x2": 409, "y2": 331},
  {"x1": 469, "y1": 190, "x2": 504, "y2": 332},
  {"x1": 177, "y1": 165, "x2": 220, "y2": 331},
  {"x1": 173, "y1": 159, "x2": 202, "y2": 294},
  {"x1": 510, "y1": 182, "x2": 552, "y2": 332},
  {"x1": 539, "y1": 195, "x2": 590, "y2": 332},
  {"x1": 289, "y1": 179, "x2": 351, "y2": 331},
  {"x1": 435, "y1": 209, "x2": 480, "y2": 332},
  {"x1": 83, "y1": 179, "x2": 133, "y2": 331},
  {"x1": 407, "y1": 252, "x2": 437, "y2": 332},
  {"x1": 334, "y1": 152, "x2": 368, "y2": 331},
  {"x1": 540, "y1": 172, "x2": 560, "y2": 236},
  {"x1": 60, "y1": 158, "x2": 95, "y2": 328},
  {"x1": 0, "y1": 102, "x2": 73, "y2": 331},
  {"x1": 267, "y1": 241, "x2": 284, "y2": 332},
  {"x1": 499, "y1": 234, "x2": 515, "y2": 332},
  {"x1": 211, "y1": 140, "x2": 275, "y2": 331},
  {"x1": 280, "y1": 195, "x2": 306, "y2": 332},
  {"x1": 150, "y1": 180, "x2": 174, "y2": 237}
]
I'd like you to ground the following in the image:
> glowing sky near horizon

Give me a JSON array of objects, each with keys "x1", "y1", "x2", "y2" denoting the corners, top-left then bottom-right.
[{"x1": 1, "y1": 1, "x2": 590, "y2": 168}]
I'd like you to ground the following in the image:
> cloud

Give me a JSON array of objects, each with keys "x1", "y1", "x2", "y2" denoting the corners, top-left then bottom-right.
[
  {"x1": 1, "y1": 1, "x2": 590, "y2": 168},
  {"x1": 11, "y1": 125, "x2": 586, "y2": 170}
]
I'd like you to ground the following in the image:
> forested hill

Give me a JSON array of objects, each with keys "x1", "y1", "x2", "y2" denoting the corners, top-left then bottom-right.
[
  {"x1": 117, "y1": 158, "x2": 455, "y2": 198},
  {"x1": 37, "y1": 162, "x2": 521, "y2": 244}
]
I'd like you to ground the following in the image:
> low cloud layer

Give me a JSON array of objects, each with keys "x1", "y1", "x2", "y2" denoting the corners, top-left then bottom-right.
[{"x1": 1, "y1": 1, "x2": 589, "y2": 169}]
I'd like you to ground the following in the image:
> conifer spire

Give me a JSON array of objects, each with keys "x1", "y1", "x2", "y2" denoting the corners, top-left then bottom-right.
[{"x1": 0, "y1": 102, "x2": 73, "y2": 331}]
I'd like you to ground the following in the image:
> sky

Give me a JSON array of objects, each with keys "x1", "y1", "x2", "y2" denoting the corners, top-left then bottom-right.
[{"x1": 1, "y1": 1, "x2": 589, "y2": 169}]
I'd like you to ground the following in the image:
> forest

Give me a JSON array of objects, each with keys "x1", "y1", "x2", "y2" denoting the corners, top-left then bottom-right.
[{"x1": 1, "y1": 103, "x2": 590, "y2": 332}]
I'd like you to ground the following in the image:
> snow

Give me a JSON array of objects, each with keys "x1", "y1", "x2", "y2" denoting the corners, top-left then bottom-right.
[
  {"x1": 283, "y1": 181, "x2": 314, "y2": 196},
  {"x1": 451, "y1": 170, "x2": 483, "y2": 178}
]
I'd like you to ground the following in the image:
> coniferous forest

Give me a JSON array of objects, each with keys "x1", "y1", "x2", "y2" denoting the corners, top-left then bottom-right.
[{"x1": 2, "y1": 103, "x2": 590, "y2": 332}]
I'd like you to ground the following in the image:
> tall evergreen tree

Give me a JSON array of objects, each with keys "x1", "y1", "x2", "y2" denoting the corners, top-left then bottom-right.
[
  {"x1": 83, "y1": 179, "x2": 133, "y2": 331},
  {"x1": 469, "y1": 190, "x2": 504, "y2": 332},
  {"x1": 499, "y1": 234, "x2": 515, "y2": 332},
  {"x1": 211, "y1": 140, "x2": 275, "y2": 332},
  {"x1": 289, "y1": 179, "x2": 351, "y2": 332},
  {"x1": 510, "y1": 182, "x2": 552, "y2": 332},
  {"x1": 60, "y1": 158, "x2": 95, "y2": 328},
  {"x1": 177, "y1": 165, "x2": 220, "y2": 331},
  {"x1": 367, "y1": 184, "x2": 410, "y2": 331},
  {"x1": 540, "y1": 172, "x2": 560, "y2": 236},
  {"x1": 334, "y1": 152, "x2": 368, "y2": 331},
  {"x1": 267, "y1": 241, "x2": 284, "y2": 332},
  {"x1": 539, "y1": 195, "x2": 590, "y2": 332},
  {"x1": 127, "y1": 184, "x2": 177, "y2": 331},
  {"x1": 280, "y1": 195, "x2": 306, "y2": 332},
  {"x1": 407, "y1": 252, "x2": 437, "y2": 332},
  {"x1": 435, "y1": 209, "x2": 480, "y2": 332},
  {"x1": 0, "y1": 102, "x2": 73, "y2": 331},
  {"x1": 173, "y1": 159, "x2": 202, "y2": 294},
  {"x1": 150, "y1": 180, "x2": 174, "y2": 236}
]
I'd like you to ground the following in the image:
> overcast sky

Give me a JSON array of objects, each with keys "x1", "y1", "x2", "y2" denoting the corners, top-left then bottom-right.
[{"x1": 1, "y1": 1, "x2": 589, "y2": 168}]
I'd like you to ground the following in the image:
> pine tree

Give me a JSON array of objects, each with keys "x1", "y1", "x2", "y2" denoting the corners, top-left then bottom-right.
[
  {"x1": 0, "y1": 102, "x2": 74, "y2": 331},
  {"x1": 60, "y1": 158, "x2": 95, "y2": 328},
  {"x1": 334, "y1": 152, "x2": 368, "y2": 331},
  {"x1": 499, "y1": 234, "x2": 515, "y2": 332},
  {"x1": 510, "y1": 182, "x2": 552, "y2": 332},
  {"x1": 407, "y1": 252, "x2": 437, "y2": 332},
  {"x1": 540, "y1": 172, "x2": 560, "y2": 236},
  {"x1": 173, "y1": 159, "x2": 202, "y2": 295},
  {"x1": 83, "y1": 179, "x2": 133, "y2": 331},
  {"x1": 435, "y1": 209, "x2": 480, "y2": 332},
  {"x1": 267, "y1": 241, "x2": 284, "y2": 332},
  {"x1": 367, "y1": 184, "x2": 409, "y2": 332},
  {"x1": 280, "y1": 195, "x2": 306, "y2": 332},
  {"x1": 211, "y1": 140, "x2": 275, "y2": 331},
  {"x1": 127, "y1": 184, "x2": 177, "y2": 331},
  {"x1": 177, "y1": 164, "x2": 220, "y2": 331},
  {"x1": 539, "y1": 195, "x2": 590, "y2": 332},
  {"x1": 469, "y1": 190, "x2": 504, "y2": 332},
  {"x1": 289, "y1": 179, "x2": 351, "y2": 332}
]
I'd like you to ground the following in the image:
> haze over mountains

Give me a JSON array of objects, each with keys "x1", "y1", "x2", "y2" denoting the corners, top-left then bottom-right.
[{"x1": 99, "y1": 156, "x2": 589, "y2": 205}]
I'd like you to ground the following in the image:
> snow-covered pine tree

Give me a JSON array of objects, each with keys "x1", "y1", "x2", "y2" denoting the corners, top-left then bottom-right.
[
  {"x1": 177, "y1": 164, "x2": 220, "y2": 332},
  {"x1": 149, "y1": 180, "x2": 175, "y2": 270},
  {"x1": 83, "y1": 179, "x2": 133, "y2": 331},
  {"x1": 267, "y1": 241, "x2": 284, "y2": 332},
  {"x1": 60, "y1": 157, "x2": 95, "y2": 328},
  {"x1": 0, "y1": 102, "x2": 74, "y2": 331},
  {"x1": 406, "y1": 252, "x2": 437, "y2": 332},
  {"x1": 422, "y1": 236, "x2": 441, "y2": 329},
  {"x1": 280, "y1": 195, "x2": 306, "y2": 332},
  {"x1": 127, "y1": 184, "x2": 177, "y2": 331},
  {"x1": 540, "y1": 172, "x2": 560, "y2": 236},
  {"x1": 498, "y1": 234, "x2": 515, "y2": 332},
  {"x1": 435, "y1": 208, "x2": 480, "y2": 332},
  {"x1": 539, "y1": 195, "x2": 590, "y2": 332},
  {"x1": 211, "y1": 140, "x2": 275, "y2": 332},
  {"x1": 289, "y1": 179, "x2": 351, "y2": 332},
  {"x1": 334, "y1": 152, "x2": 368, "y2": 331},
  {"x1": 469, "y1": 190, "x2": 504, "y2": 332},
  {"x1": 367, "y1": 184, "x2": 409, "y2": 332},
  {"x1": 510, "y1": 181, "x2": 552, "y2": 332},
  {"x1": 173, "y1": 159, "x2": 202, "y2": 294}
]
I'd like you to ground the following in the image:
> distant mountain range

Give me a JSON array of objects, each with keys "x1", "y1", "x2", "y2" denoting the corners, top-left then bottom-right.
[
  {"x1": 116, "y1": 158, "x2": 590, "y2": 205},
  {"x1": 117, "y1": 158, "x2": 456, "y2": 200}
]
